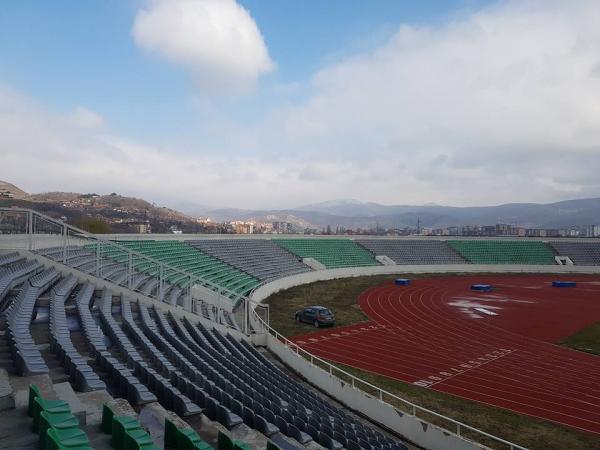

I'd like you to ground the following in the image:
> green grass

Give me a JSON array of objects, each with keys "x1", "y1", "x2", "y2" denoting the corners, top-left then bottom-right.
[
  {"x1": 265, "y1": 274, "x2": 600, "y2": 450},
  {"x1": 560, "y1": 321, "x2": 600, "y2": 355}
]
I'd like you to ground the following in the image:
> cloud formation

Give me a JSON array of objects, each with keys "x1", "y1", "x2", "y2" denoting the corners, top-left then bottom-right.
[
  {"x1": 266, "y1": 0, "x2": 600, "y2": 204},
  {"x1": 132, "y1": 0, "x2": 274, "y2": 94},
  {"x1": 2, "y1": 1, "x2": 600, "y2": 210}
]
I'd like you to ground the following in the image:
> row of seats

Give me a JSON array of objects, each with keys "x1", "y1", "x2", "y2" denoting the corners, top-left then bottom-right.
[
  {"x1": 6, "y1": 268, "x2": 60, "y2": 376},
  {"x1": 102, "y1": 401, "x2": 159, "y2": 450},
  {"x1": 549, "y1": 241, "x2": 600, "y2": 266},
  {"x1": 447, "y1": 240, "x2": 557, "y2": 264},
  {"x1": 0, "y1": 257, "x2": 43, "y2": 303},
  {"x1": 39, "y1": 246, "x2": 188, "y2": 306},
  {"x1": 37, "y1": 247, "x2": 241, "y2": 330},
  {"x1": 48, "y1": 274, "x2": 106, "y2": 391},
  {"x1": 273, "y1": 239, "x2": 380, "y2": 269},
  {"x1": 94, "y1": 289, "x2": 159, "y2": 405},
  {"x1": 29, "y1": 384, "x2": 92, "y2": 450},
  {"x1": 186, "y1": 240, "x2": 311, "y2": 282},
  {"x1": 356, "y1": 240, "x2": 467, "y2": 264},
  {"x1": 105, "y1": 241, "x2": 261, "y2": 298}
]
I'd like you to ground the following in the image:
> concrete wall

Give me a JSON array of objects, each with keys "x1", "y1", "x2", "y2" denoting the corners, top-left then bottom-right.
[
  {"x1": 77, "y1": 233, "x2": 600, "y2": 243},
  {"x1": 251, "y1": 263, "x2": 600, "y2": 302},
  {"x1": 266, "y1": 334, "x2": 482, "y2": 450}
]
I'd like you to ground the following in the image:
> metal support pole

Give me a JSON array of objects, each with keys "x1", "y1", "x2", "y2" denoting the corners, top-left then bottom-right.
[
  {"x1": 244, "y1": 297, "x2": 249, "y2": 335},
  {"x1": 62, "y1": 224, "x2": 67, "y2": 264},
  {"x1": 27, "y1": 211, "x2": 33, "y2": 251},
  {"x1": 187, "y1": 275, "x2": 193, "y2": 311},
  {"x1": 159, "y1": 263, "x2": 164, "y2": 301},
  {"x1": 96, "y1": 241, "x2": 100, "y2": 277},
  {"x1": 127, "y1": 252, "x2": 133, "y2": 289}
]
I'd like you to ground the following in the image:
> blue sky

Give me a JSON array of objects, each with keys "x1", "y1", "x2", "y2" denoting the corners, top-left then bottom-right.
[
  {"x1": 1, "y1": 1, "x2": 599, "y2": 210},
  {"x1": 0, "y1": 0, "x2": 485, "y2": 139}
]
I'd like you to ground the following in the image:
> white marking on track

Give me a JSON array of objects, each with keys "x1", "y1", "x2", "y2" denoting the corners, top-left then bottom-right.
[{"x1": 413, "y1": 348, "x2": 514, "y2": 388}]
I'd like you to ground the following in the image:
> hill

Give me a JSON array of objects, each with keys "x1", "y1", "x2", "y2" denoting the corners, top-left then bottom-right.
[
  {"x1": 198, "y1": 198, "x2": 600, "y2": 230},
  {"x1": 0, "y1": 180, "x2": 29, "y2": 199},
  {"x1": 0, "y1": 181, "x2": 209, "y2": 233}
]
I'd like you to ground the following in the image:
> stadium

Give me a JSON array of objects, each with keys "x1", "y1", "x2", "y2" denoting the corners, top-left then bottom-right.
[
  {"x1": 3, "y1": 2, "x2": 600, "y2": 450},
  {"x1": 1, "y1": 208, "x2": 599, "y2": 450}
]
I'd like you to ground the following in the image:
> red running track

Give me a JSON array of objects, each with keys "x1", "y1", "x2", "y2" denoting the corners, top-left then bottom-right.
[{"x1": 291, "y1": 275, "x2": 600, "y2": 434}]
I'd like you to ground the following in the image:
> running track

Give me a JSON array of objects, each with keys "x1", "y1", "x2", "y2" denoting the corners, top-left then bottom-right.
[{"x1": 291, "y1": 275, "x2": 600, "y2": 434}]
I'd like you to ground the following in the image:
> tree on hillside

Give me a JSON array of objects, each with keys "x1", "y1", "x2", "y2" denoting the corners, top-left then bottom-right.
[{"x1": 73, "y1": 217, "x2": 111, "y2": 234}]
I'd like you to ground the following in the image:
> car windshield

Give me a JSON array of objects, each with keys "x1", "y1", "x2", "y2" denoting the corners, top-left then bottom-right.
[{"x1": 319, "y1": 308, "x2": 332, "y2": 315}]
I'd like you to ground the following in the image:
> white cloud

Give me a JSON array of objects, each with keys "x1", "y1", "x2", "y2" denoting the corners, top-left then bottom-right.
[
  {"x1": 132, "y1": 0, "x2": 274, "y2": 94},
  {"x1": 248, "y1": 0, "x2": 600, "y2": 205},
  {"x1": 65, "y1": 106, "x2": 105, "y2": 129},
  {"x1": 3, "y1": 1, "x2": 600, "y2": 210}
]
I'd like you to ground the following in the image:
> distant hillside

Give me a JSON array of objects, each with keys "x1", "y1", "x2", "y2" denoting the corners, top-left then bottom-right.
[
  {"x1": 0, "y1": 181, "x2": 210, "y2": 234},
  {"x1": 0, "y1": 180, "x2": 29, "y2": 199},
  {"x1": 200, "y1": 197, "x2": 600, "y2": 229},
  {"x1": 27, "y1": 191, "x2": 192, "y2": 222}
]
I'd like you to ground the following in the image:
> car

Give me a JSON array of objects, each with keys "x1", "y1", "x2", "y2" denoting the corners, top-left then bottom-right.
[{"x1": 295, "y1": 306, "x2": 335, "y2": 328}]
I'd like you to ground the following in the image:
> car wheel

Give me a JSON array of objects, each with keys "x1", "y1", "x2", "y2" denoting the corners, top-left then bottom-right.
[
  {"x1": 314, "y1": 320, "x2": 320, "y2": 328},
  {"x1": 295, "y1": 315, "x2": 301, "y2": 322}
]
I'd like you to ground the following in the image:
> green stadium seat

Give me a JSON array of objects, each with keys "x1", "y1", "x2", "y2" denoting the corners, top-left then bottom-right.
[
  {"x1": 217, "y1": 431, "x2": 249, "y2": 450},
  {"x1": 164, "y1": 417, "x2": 213, "y2": 450},
  {"x1": 111, "y1": 416, "x2": 146, "y2": 450},
  {"x1": 274, "y1": 239, "x2": 380, "y2": 269},
  {"x1": 30, "y1": 389, "x2": 71, "y2": 433},
  {"x1": 447, "y1": 240, "x2": 556, "y2": 265},
  {"x1": 28, "y1": 384, "x2": 69, "y2": 418},
  {"x1": 44, "y1": 426, "x2": 89, "y2": 450},
  {"x1": 38, "y1": 411, "x2": 80, "y2": 449}
]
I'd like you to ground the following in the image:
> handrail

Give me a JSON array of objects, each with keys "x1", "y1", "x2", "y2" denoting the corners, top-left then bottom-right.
[{"x1": 249, "y1": 303, "x2": 528, "y2": 450}]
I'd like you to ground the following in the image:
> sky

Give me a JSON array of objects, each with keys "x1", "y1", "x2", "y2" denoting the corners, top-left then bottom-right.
[{"x1": 1, "y1": 0, "x2": 600, "y2": 211}]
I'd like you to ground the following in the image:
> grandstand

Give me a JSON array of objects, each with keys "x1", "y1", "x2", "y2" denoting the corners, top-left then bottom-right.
[
  {"x1": 4, "y1": 208, "x2": 600, "y2": 450},
  {"x1": 0, "y1": 252, "x2": 411, "y2": 450},
  {"x1": 274, "y1": 239, "x2": 380, "y2": 269},
  {"x1": 356, "y1": 240, "x2": 466, "y2": 265},
  {"x1": 549, "y1": 241, "x2": 600, "y2": 266},
  {"x1": 187, "y1": 239, "x2": 311, "y2": 282},
  {"x1": 447, "y1": 240, "x2": 557, "y2": 264},
  {"x1": 108, "y1": 240, "x2": 261, "y2": 297}
]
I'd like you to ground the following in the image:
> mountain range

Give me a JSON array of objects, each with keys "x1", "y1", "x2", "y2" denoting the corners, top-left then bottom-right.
[
  {"x1": 192, "y1": 198, "x2": 600, "y2": 230},
  {"x1": 2, "y1": 180, "x2": 599, "y2": 230}
]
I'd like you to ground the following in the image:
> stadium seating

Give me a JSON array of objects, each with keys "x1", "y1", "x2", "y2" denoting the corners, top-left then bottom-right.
[
  {"x1": 447, "y1": 240, "x2": 557, "y2": 264},
  {"x1": 108, "y1": 241, "x2": 261, "y2": 298},
  {"x1": 37, "y1": 246, "x2": 241, "y2": 329},
  {"x1": 0, "y1": 254, "x2": 410, "y2": 449},
  {"x1": 48, "y1": 274, "x2": 106, "y2": 391},
  {"x1": 549, "y1": 241, "x2": 600, "y2": 265},
  {"x1": 357, "y1": 239, "x2": 466, "y2": 264},
  {"x1": 187, "y1": 239, "x2": 311, "y2": 282},
  {"x1": 274, "y1": 239, "x2": 380, "y2": 268}
]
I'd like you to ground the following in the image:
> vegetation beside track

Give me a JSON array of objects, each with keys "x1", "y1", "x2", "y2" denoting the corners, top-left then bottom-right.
[
  {"x1": 265, "y1": 274, "x2": 599, "y2": 450},
  {"x1": 560, "y1": 321, "x2": 600, "y2": 355}
]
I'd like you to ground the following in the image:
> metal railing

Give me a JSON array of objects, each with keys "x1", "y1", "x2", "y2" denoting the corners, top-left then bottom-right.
[
  {"x1": 249, "y1": 305, "x2": 528, "y2": 450},
  {"x1": 0, "y1": 208, "x2": 250, "y2": 319}
]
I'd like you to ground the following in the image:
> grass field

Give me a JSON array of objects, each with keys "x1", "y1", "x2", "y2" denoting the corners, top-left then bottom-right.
[
  {"x1": 265, "y1": 274, "x2": 600, "y2": 450},
  {"x1": 560, "y1": 321, "x2": 600, "y2": 355}
]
